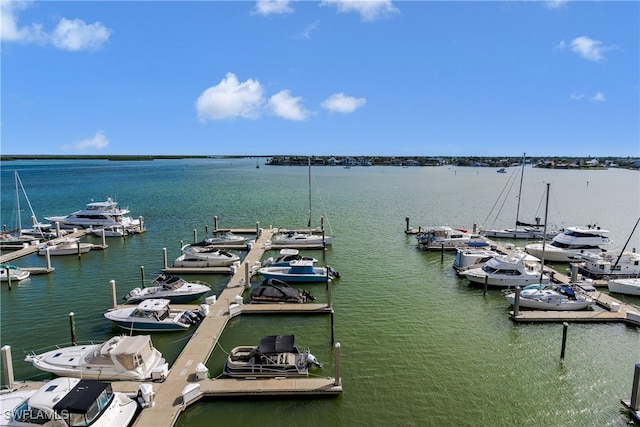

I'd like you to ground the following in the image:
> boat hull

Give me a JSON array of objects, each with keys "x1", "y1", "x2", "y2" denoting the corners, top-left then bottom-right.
[
  {"x1": 607, "y1": 278, "x2": 640, "y2": 296},
  {"x1": 506, "y1": 294, "x2": 594, "y2": 310}
]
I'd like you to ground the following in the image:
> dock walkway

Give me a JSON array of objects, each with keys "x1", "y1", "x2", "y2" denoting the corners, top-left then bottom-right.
[
  {"x1": 0, "y1": 230, "x2": 89, "y2": 264},
  {"x1": 117, "y1": 228, "x2": 340, "y2": 427}
]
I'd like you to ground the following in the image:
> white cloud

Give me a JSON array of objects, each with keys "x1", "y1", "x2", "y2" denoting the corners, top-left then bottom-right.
[
  {"x1": 321, "y1": 93, "x2": 366, "y2": 113},
  {"x1": 544, "y1": 0, "x2": 567, "y2": 9},
  {"x1": 195, "y1": 73, "x2": 265, "y2": 121},
  {"x1": 62, "y1": 131, "x2": 109, "y2": 152},
  {"x1": 591, "y1": 92, "x2": 606, "y2": 102},
  {"x1": 570, "y1": 36, "x2": 606, "y2": 62},
  {"x1": 51, "y1": 18, "x2": 111, "y2": 51},
  {"x1": 320, "y1": 0, "x2": 399, "y2": 22},
  {"x1": 569, "y1": 93, "x2": 585, "y2": 101},
  {"x1": 268, "y1": 90, "x2": 310, "y2": 120},
  {"x1": 1, "y1": 2, "x2": 111, "y2": 50},
  {"x1": 252, "y1": 0, "x2": 294, "y2": 16},
  {"x1": 291, "y1": 20, "x2": 320, "y2": 40}
]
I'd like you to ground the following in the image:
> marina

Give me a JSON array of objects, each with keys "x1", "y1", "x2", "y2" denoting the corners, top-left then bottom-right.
[{"x1": 1, "y1": 159, "x2": 638, "y2": 426}]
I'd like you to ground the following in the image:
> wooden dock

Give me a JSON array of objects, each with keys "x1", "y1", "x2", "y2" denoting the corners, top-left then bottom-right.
[
  {"x1": 0, "y1": 230, "x2": 89, "y2": 264},
  {"x1": 114, "y1": 228, "x2": 341, "y2": 427}
]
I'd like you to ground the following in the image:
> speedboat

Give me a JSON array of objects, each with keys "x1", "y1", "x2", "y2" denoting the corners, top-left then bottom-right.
[
  {"x1": 0, "y1": 377, "x2": 138, "y2": 427},
  {"x1": 123, "y1": 274, "x2": 211, "y2": 304},
  {"x1": 480, "y1": 226, "x2": 559, "y2": 240},
  {"x1": 45, "y1": 197, "x2": 140, "y2": 230},
  {"x1": 270, "y1": 230, "x2": 333, "y2": 247},
  {"x1": 104, "y1": 299, "x2": 203, "y2": 332},
  {"x1": 262, "y1": 248, "x2": 318, "y2": 267},
  {"x1": 461, "y1": 250, "x2": 550, "y2": 288},
  {"x1": 258, "y1": 260, "x2": 339, "y2": 283},
  {"x1": 453, "y1": 247, "x2": 500, "y2": 274},
  {"x1": 24, "y1": 335, "x2": 168, "y2": 381},
  {"x1": 250, "y1": 278, "x2": 315, "y2": 304},
  {"x1": 525, "y1": 225, "x2": 611, "y2": 262},
  {"x1": 574, "y1": 250, "x2": 640, "y2": 279},
  {"x1": 607, "y1": 278, "x2": 640, "y2": 296},
  {"x1": 192, "y1": 230, "x2": 250, "y2": 246},
  {"x1": 505, "y1": 284, "x2": 595, "y2": 311},
  {"x1": 223, "y1": 335, "x2": 322, "y2": 378},
  {"x1": 416, "y1": 226, "x2": 489, "y2": 250},
  {"x1": 0, "y1": 264, "x2": 31, "y2": 282},
  {"x1": 173, "y1": 244, "x2": 240, "y2": 267},
  {"x1": 37, "y1": 238, "x2": 94, "y2": 256}
]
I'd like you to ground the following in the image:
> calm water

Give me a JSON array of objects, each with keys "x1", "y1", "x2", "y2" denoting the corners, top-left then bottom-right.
[{"x1": 1, "y1": 159, "x2": 639, "y2": 427}]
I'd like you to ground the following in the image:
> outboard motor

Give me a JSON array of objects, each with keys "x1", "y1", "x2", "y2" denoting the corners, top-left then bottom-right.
[
  {"x1": 124, "y1": 288, "x2": 141, "y2": 300},
  {"x1": 328, "y1": 267, "x2": 340, "y2": 279},
  {"x1": 306, "y1": 353, "x2": 322, "y2": 369}
]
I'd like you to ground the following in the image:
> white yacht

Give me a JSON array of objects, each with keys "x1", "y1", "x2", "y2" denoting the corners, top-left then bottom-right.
[
  {"x1": 461, "y1": 250, "x2": 550, "y2": 288},
  {"x1": 453, "y1": 247, "x2": 501, "y2": 273},
  {"x1": 173, "y1": 245, "x2": 240, "y2": 267},
  {"x1": 505, "y1": 284, "x2": 595, "y2": 311},
  {"x1": 525, "y1": 225, "x2": 611, "y2": 262},
  {"x1": 24, "y1": 335, "x2": 168, "y2": 381},
  {"x1": 45, "y1": 198, "x2": 140, "y2": 230},
  {"x1": 574, "y1": 250, "x2": 640, "y2": 279},
  {"x1": 269, "y1": 230, "x2": 333, "y2": 247},
  {"x1": 607, "y1": 278, "x2": 640, "y2": 296},
  {"x1": 416, "y1": 226, "x2": 489, "y2": 250},
  {"x1": 0, "y1": 264, "x2": 31, "y2": 282},
  {"x1": 0, "y1": 377, "x2": 138, "y2": 427}
]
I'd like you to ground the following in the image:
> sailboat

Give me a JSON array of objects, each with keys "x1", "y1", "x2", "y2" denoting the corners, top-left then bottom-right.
[
  {"x1": 270, "y1": 157, "x2": 333, "y2": 247},
  {"x1": 481, "y1": 153, "x2": 558, "y2": 239},
  {"x1": 0, "y1": 171, "x2": 59, "y2": 247},
  {"x1": 505, "y1": 184, "x2": 595, "y2": 311}
]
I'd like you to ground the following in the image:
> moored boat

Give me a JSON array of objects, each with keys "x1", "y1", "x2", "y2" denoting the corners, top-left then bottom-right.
[
  {"x1": 262, "y1": 248, "x2": 318, "y2": 267},
  {"x1": 416, "y1": 226, "x2": 489, "y2": 250},
  {"x1": 45, "y1": 197, "x2": 140, "y2": 230},
  {"x1": 453, "y1": 247, "x2": 501, "y2": 273},
  {"x1": 174, "y1": 244, "x2": 241, "y2": 267},
  {"x1": 258, "y1": 260, "x2": 339, "y2": 283},
  {"x1": 607, "y1": 278, "x2": 640, "y2": 296},
  {"x1": 123, "y1": 274, "x2": 211, "y2": 304},
  {"x1": 0, "y1": 264, "x2": 31, "y2": 282},
  {"x1": 24, "y1": 335, "x2": 168, "y2": 381},
  {"x1": 505, "y1": 284, "x2": 595, "y2": 311},
  {"x1": 461, "y1": 250, "x2": 550, "y2": 288},
  {"x1": 575, "y1": 250, "x2": 640, "y2": 279},
  {"x1": 250, "y1": 278, "x2": 315, "y2": 304},
  {"x1": 37, "y1": 238, "x2": 94, "y2": 256},
  {"x1": 524, "y1": 225, "x2": 611, "y2": 262},
  {"x1": 223, "y1": 334, "x2": 322, "y2": 378},
  {"x1": 104, "y1": 299, "x2": 204, "y2": 332}
]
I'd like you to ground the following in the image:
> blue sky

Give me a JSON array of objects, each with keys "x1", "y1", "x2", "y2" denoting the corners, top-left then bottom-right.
[{"x1": 1, "y1": 1, "x2": 638, "y2": 157}]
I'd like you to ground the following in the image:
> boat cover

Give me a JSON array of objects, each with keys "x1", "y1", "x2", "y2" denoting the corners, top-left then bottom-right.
[
  {"x1": 53, "y1": 380, "x2": 111, "y2": 413},
  {"x1": 257, "y1": 335, "x2": 296, "y2": 354}
]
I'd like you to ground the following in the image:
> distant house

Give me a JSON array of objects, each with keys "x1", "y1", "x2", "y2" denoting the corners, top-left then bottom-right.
[
  {"x1": 343, "y1": 157, "x2": 357, "y2": 166},
  {"x1": 358, "y1": 158, "x2": 372, "y2": 166},
  {"x1": 585, "y1": 158, "x2": 599, "y2": 167},
  {"x1": 404, "y1": 159, "x2": 421, "y2": 166}
]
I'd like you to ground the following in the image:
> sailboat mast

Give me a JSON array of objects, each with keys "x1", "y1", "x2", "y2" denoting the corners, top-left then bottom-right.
[
  {"x1": 307, "y1": 157, "x2": 312, "y2": 228},
  {"x1": 14, "y1": 171, "x2": 21, "y2": 231},
  {"x1": 538, "y1": 182, "x2": 550, "y2": 283},
  {"x1": 514, "y1": 152, "x2": 525, "y2": 233}
]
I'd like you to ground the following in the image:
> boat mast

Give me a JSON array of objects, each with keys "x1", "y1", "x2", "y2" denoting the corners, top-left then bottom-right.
[
  {"x1": 538, "y1": 182, "x2": 550, "y2": 283},
  {"x1": 307, "y1": 156, "x2": 312, "y2": 228},
  {"x1": 514, "y1": 152, "x2": 525, "y2": 236},
  {"x1": 14, "y1": 171, "x2": 21, "y2": 232},
  {"x1": 611, "y1": 216, "x2": 640, "y2": 271}
]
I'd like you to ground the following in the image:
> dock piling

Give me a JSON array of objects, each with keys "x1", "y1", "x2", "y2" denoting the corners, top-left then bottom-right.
[
  {"x1": 141, "y1": 265, "x2": 145, "y2": 288},
  {"x1": 334, "y1": 343, "x2": 341, "y2": 387},
  {"x1": 630, "y1": 363, "x2": 640, "y2": 412},
  {"x1": 110, "y1": 280, "x2": 117, "y2": 309},
  {"x1": 405, "y1": 217, "x2": 410, "y2": 233},
  {"x1": 7, "y1": 270, "x2": 11, "y2": 290},
  {"x1": 514, "y1": 286, "x2": 521, "y2": 316},
  {"x1": 163, "y1": 248, "x2": 168, "y2": 269},
  {"x1": 1, "y1": 345, "x2": 15, "y2": 389},
  {"x1": 560, "y1": 322, "x2": 569, "y2": 361},
  {"x1": 214, "y1": 216, "x2": 219, "y2": 230},
  {"x1": 483, "y1": 275, "x2": 488, "y2": 296},
  {"x1": 69, "y1": 312, "x2": 77, "y2": 345},
  {"x1": 193, "y1": 229, "x2": 197, "y2": 244}
]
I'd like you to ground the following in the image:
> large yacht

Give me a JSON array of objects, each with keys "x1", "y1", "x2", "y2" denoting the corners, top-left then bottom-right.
[
  {"x1": 524, "y1": 225, "x2": 611, "y2": 263},
  {"x1": 45, "y1": 197, "x2": 140, "y2": 230}
]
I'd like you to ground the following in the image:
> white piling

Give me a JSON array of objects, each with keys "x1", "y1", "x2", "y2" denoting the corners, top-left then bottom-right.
[
  {"x1": 101, "y1": 228, "x2": 106, "y2": 246},
  {"x1": 630, "y1": 363, "x2": 640, "y2": 411},
  {"x1": 193, "y1": 229, "x2": 197, "y2": 244},
  {"x1": 334, "y1": 343, "x2": 341, "y2": 386},
  {"x1": 244, "y1": 262, "x2": 250, "y2": 285},
  {"x1": 1, "y1": 345, "x2": 15, "y2": 389},
  {"x1": 69, "y1": 312, "x2": 77, "y2": 345},
  {"x1": 110, "y1": 280, "x2": 117, "y2": 308},
  {"x1": 163, "y1": 248, "x2": 168, "y2": 269}
]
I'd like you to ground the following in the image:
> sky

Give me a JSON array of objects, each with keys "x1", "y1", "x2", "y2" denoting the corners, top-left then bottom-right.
[{"x1": 1, "y1": 0, "x2": 638, "y2": 157}]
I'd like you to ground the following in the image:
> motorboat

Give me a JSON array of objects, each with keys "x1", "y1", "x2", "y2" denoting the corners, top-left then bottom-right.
[
  {"x1": 262, "y1": 248, "x2": 317, "y2": 267},
  {"x1": 258, "y1": 260, "x2": 339, "y2": 283},
  {"x1": 45, "y1": 197, "x2": 140, "y2": 230},
  {"x1": 574, "y1": 250, "x2": 640, "y2": 279},
  {"x1": 24, "y1": 335, "x2": 168, "y2": 381},
  {"x1": 104, "y1": 299, "x2": 203, "y2": 332},
  {"x1": 481, "y1": 226, "x2": 559, "y2": 240},
  {"x1": 461, "y1": 250, "x2": 550, "y2": 288},
  {"x1": 90, "y1": 222, "x2": 142, "y2": 237},
  {"x1": 505, "y1": 284, "x2": 595, "y2": 311},
  {"x1": 192, "y1": 230, "x2": 251, "y2": 246},
  {"x1": 270, "y1": 230, "x2": 333, "y2": 247},
  {"x1": 416, "y1": 226, "x2": 489, "y2": 250},
  {"x1": 250, "y1": 278, "x2": 315, "y2": 304},
  {"x1": 0, "y1": 377, "x2": 138, "y2": 427},
  {"x1": 123, "y1": 274, "x2": 211, "y2": 304},
  {"x1": 223, "y1": 335, "x2": 322, "y2": 378},
  {"x1": 0, "y1": 264, "x2": 31, "y2": 282},
  {"x1": 37, "y1": 238, "x2": 94, "y2": 256},
  {"x1": 496, "y1": 168, "x2": 507, "y2": 173},
  {"x1": 453, "y1": 247, "x2": 500, "y2": 273},
  {"x1": 607, "y1": 278, "x2": 640, "y2": 296},
  {"x1": 173, "y1": 244, "x2": 240, "y2": 267},
  {"x1": 525, "y1": 225, "x2": 612, "y2": 262}
]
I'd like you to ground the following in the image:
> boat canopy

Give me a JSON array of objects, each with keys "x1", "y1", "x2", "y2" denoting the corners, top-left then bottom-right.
[
  {"x1": 52, "y1": 380, "x2": 111, "y2": 413},
  {"x1": 257, "y1": 335, "x2": 296, "y2": 354},
  {"x1": 110, "y1": 335, "x2": 155, "y2": 370}
]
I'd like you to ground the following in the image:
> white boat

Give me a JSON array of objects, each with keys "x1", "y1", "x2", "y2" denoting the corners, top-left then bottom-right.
[
  {"x1": 90, "y1": 222, "x2": 142, "y2": 237},
  {"x1": 0, "y1": 377, "x2": 138, "y2": 427},
  {"x1": 525, "y1": 225, "x2": 612, "y2": 262},
  {"x1": 607, "y1": 278, "x2": 640, "y2": 296},
  {"x1": 575, "y1": 250, "x2": 640, "y2": 279},
  {"x1": 123, "y1": 274, "x2": 211, "y2": 304},
  {"x1": 24, "y1": 335, "x2": 168, "y2": 381},
  {"x1": 505, "y1": 284, "x2": 595, "y2": 311},
  {"x1": 104, "y1": 298, "x2": 203, "y2": 332},
  {"x1": 193, "y1": 230, "x2": 250, "y2": 246},
  {"x1": 262, "y1": 248, "x2": 318, "y2": 267},
  {"x1": 416, "y1": 226, "x2": 489, "y2": 250},
  {"x1": 37, "y1": 238, "x2": 94, "y2": 256},
  {"x1": 461, "y1": 250, "x2": 550, "y2": 288},
  {"x1": 270, "y1": 230, "x2": 333, "y2": 247},
  {"x1": 0, "y1": 264, "x2": 31, "y2": 282},
  {"x1": 223, "y1": 335, "x2": 322, "y2": 378},
  {"x1": 173, "y1": 244, "x2": 240, "y2": 267},
  {"x1": 258, "y1": 260, "x2": 340, "y2": 283},
  {"x1": 453, "y1": 247, "x2": 501, "y2": 273},
  {"x1": 45, "y1": 197, "x2": 140, "y2": 230}
]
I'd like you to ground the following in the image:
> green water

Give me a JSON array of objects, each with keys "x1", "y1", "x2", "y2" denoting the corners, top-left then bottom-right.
[{"x1": 1, "y1": 159, "x2": 639, "y2": 426}]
